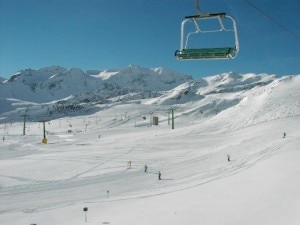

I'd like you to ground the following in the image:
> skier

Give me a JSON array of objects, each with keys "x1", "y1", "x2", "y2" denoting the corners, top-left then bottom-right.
[
  {"x1": 127, "y1": 160, "x2": 132, "y2": 169},
  {"x1": 227, "y1": 154, "x2": 231, "y2": 162},
  {"x1": 158, "y1": 171, "x2": 161, "y2": 180},
  {"x1": 144, "y1": 165, "x2": 148, "y2": 173},
  {"x1": 283, "y1": 132, "x2": 286, "y2": 138}
]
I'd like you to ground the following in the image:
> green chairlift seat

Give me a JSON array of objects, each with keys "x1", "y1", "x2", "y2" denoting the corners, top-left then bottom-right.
[{"x1": 175, "y1": 47, "x2": 237, "y2": 60}]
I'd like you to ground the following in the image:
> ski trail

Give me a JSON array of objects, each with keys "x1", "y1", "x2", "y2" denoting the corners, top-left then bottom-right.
[
  {"x1": 85, "y1": 137, "x2": 289, "y2": 203},
  {"x1": 0, "y1": 135, "x2": 290, "y2": 214},
  {"x1": 68, "y1": 148, "x2": 135, "y2": 179}
]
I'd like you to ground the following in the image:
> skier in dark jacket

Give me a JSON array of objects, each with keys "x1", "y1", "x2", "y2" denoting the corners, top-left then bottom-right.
[
  {"x1": 227, "y1": 154, "x2": 231, "y2": 162},
  {"x1": 158, "y1": 171, "x2": 161, "y2": 180}
]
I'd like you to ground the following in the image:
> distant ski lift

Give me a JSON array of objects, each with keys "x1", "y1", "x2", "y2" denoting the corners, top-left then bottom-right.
[{"x1": 175, "y1": 0, "x2": 239, "y2": 60}]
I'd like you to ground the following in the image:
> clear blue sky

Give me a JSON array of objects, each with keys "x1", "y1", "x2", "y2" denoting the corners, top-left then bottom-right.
[{"x1": 0, "y1": 0, "x2": 299, "y2": 78}]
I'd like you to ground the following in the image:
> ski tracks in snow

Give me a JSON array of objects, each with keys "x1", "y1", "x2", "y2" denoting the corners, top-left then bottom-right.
[
  {"x1": 85, "y1": 137, "x2": 289, "y2": 203},
  {"x1": 0, "y1": 135, "x2": 290, "y2": 214}
]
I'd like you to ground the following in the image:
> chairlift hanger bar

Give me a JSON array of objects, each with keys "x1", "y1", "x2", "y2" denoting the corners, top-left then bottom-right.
[{"x1": 191, "y1": 0, "x2": 226, "y2": 20}]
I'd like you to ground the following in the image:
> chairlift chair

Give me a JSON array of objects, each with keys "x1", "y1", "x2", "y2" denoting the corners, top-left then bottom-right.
[{"x1": 175, "y1": 1, "x2": 239, "y2": 60}]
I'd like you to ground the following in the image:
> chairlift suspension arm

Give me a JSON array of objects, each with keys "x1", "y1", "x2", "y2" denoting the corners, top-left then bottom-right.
[
  {"x1": 180, "y1": 18, "x2": 190, "y2": 50},
  {"x1": 227, "y1": 15, "x2": 240, "y2": 53}
]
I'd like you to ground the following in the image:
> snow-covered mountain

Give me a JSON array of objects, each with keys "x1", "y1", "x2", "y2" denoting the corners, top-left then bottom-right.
[
  {"x1": 0, "y1": 65, "x2": 192, "y2": 103},
  {"x1": 0, "y1": 65, "x2": 299, "y2": 125}
]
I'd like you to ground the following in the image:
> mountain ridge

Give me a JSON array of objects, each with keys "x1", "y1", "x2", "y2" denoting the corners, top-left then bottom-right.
[
  {"x1": 0, "y1": 65, "x2": 299, "y2": 127},
  {"x1": 0, "y1": 65, "x2": 192, "y2": 103}
]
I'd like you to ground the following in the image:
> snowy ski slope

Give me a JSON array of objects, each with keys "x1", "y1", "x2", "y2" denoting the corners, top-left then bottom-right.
[{"x1": 0, "y1": 75, "x2": 300, "y2": 225}]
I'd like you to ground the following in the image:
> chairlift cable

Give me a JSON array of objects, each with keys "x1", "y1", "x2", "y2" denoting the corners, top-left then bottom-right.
[{"x1": 242, "y1": 0, "x2": 300, "y2": 41}]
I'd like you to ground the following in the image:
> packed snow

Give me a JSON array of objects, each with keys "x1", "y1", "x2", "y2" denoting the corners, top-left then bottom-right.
[{"x1": 0, "y1": 68, "x2": 300, "y2": 225}]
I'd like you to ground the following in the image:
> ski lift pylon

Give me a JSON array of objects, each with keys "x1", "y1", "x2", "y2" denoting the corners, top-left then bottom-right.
[{"x1": 175, "y1": 0, "x2": 239, "y2": 60}]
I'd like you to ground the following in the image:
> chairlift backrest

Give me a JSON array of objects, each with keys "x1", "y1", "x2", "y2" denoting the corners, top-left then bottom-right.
[{"x1": 175, "y1": 12, "x2": 239, "y2": 60}]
